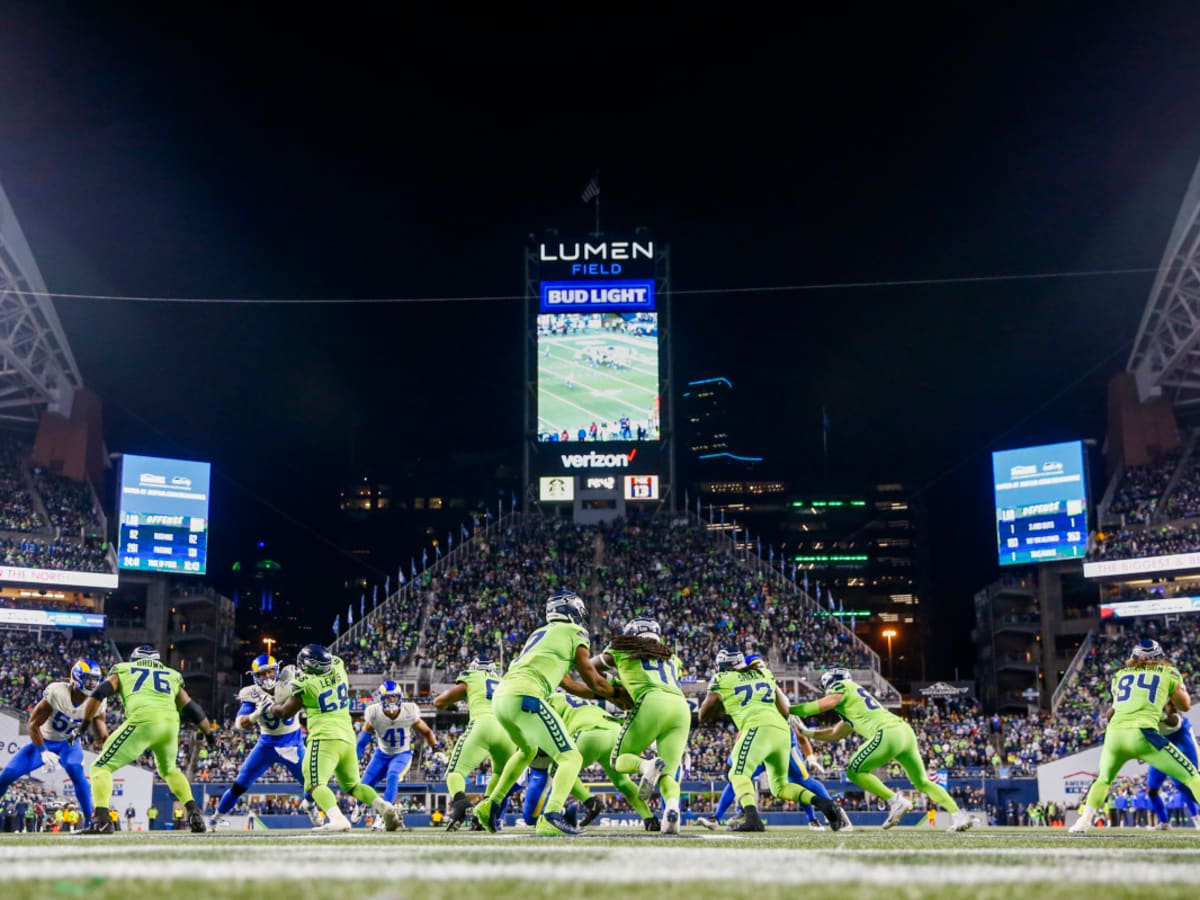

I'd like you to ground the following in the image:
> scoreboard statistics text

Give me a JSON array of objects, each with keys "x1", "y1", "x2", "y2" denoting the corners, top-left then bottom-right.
[
  {"x1": 992, "y1": 440, "x2": 1088, "y2": 567},
  {"x1": 118, "y1": 454, "x2": 212, "y2": 574}
]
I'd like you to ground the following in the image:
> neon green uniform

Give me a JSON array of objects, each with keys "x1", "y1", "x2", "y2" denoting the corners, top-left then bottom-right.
[
  {"x1": 546, "y1": 693, "x2": 653, "y2": 819},
  {"x1": 444, "y1": 669, "x2": 516, "y2": 798},
  {"x1": 824, "y1": 677, "x2": 958, "y2": 813},
  {"x1": 481, "y1": 622, "x2": 588, "y2": 820},
  {"x1": 607, "y1": 646, "x2": 691, "y2": 805},
  {"x1": 291, "y1": 656, "x2": 379, "y2": 813},
  {"x1": 709, "y1": 665, "x2": 815, "y2": 810},
  {"x1": 1083, "y1": 662, "x2": 1200, "y2": 809},
  {"x1": 91, "y1": 659, "x2": 193, "y2": 808}
]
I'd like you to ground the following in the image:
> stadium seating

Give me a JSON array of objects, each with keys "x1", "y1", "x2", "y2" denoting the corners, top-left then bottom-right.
[{"x1": 0, "y1": 626, "x2": 121, "y2": 716}]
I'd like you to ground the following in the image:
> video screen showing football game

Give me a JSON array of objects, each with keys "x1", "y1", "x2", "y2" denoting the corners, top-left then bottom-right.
[{"x1": 536, "y1": 311, "x2": 661, "y2": 442}]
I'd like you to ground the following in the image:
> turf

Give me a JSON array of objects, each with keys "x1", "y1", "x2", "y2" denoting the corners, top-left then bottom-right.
[{"x1": 3, "y1": 826, "x2": 1200, "y2": 899}]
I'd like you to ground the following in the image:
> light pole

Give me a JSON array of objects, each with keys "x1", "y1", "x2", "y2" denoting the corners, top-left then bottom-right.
[
  {"x1": 882, "y1": 628, "x2": 897, "y2": 678},
  {"x1": 263, "y1": 636, "x2": 276, "y2": 658}
]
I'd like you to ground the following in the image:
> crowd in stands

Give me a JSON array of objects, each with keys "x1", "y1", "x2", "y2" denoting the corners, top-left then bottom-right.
[
  {"x1": 1107, "y1": 450, "x2": 1182, "y2": 526},
  {"x1": 0, "y1": 438, "x2": 40, "y2": 533},
  {"x1": 31, "y1": 465, "x2": 103, "y2": 538},
  {"x1": 0, "y1": 782, "x2": 86, "y2": 832},
  {"x1": 0, "y1": 626, "x2": 118, "y2": 715},
  {"x1": 1092, "y1": 522, "x2": 1200, "y2": 561},
  {"x1": 338, "y1": 584, "x2": 425, "y2": 675},
  {"x1": 0, "y1": 535, "x2": 111, "y2": 574}
]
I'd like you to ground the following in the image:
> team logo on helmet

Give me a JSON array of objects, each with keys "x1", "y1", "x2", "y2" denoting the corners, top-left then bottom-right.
[
  {"x1": 744, "y1": 653, "x2": 766, "y2": 670},
  {"x1": 378, "y1": 680, "x2": 403, "y2": 713},
  {"x1": 130, "y1": 644, "x2": 160, "y2": 662},
  {"x1": 622, "y1": 618, "x2": 662, "y2": 641},
  {"x1": 70, "y1": 659, "x2": 103, "y2": 693},
  {"x1": 251, "y1": 654, "x2": 280, "y2": 691},
  {"x1": 715, "y1": 647, "x2": 746, "y2": 672},
  {"x1": 1132, "y1": 639, "x2": 1165, "y2": 661},
  {"x1": 296, "y1": 643, "x2": 334, "y2": 675},
  {"x1": 546, "y1": 591, "x2": 587, "y2": 625},
  {"x1": 468, "y1": 657, "x2": 499, "y2": 675},
  {"x1": 820, "y1": 667, "x2": 852, "y2": 691}
]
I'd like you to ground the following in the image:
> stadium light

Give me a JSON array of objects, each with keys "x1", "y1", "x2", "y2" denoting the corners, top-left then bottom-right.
[
  {"x1": 263, "y1": 636, "x2": 276, "y2": 657},
  {"x1": 881, "y1": 628, "x2": 898, "y2": 677}
]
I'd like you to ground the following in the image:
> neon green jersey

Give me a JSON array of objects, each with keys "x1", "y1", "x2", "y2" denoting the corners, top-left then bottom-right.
[
  {"x1": 455, "y1": 669, "x2": 501, "y2": 721},
  {"x1": 290, "y1": 656, "x2": 355, "y2": 742},
  {"x1": 496, "y1": 621, "x2": 589, "y2": 700},
  {"x1": 826, "y1": 677, "x2": 901, "y2": 738},
  {"x1": 605, "y1": 646, "x2": 685, "y2": 703},
  {"x1": 708, "y1": 666, "x2": 785, "y2": 731},
  {"x1": 111, "y1": 660, "x2": 183, "y2": 721},
  {"x1": 546, "y1": 692, "x2": 620, "y2": 732},
  {"x1": 1108, "y1": 662, "x2": 1183, "y2": 730}
]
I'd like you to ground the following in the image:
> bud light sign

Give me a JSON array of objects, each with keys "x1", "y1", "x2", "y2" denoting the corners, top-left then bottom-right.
[{"x1": 540, "y1": 280, "x2": 655, "y2": 313}]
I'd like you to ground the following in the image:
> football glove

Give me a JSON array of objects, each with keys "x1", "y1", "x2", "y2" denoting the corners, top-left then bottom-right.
[
  {"x1": 804, "y1": 753, "x2": 827, "y2": 777},
  {"x1": 789, "y1": 715, "x2": 812, "y2": 735},
  {"x1": 204, "y1": 729, "x2": 219, "y2": 751},
  {"x1": 74, "y1": 721, "x2": 91, "y2": 744}
]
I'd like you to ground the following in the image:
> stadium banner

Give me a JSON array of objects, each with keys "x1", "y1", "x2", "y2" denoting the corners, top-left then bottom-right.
[
  {"x1": 539, "y1": 475, "x2": 575, "y2": 502},
  {"x1": 1101, "y1": 595, "x2": 1200, "y2": 618},
  {"x1": 0, "y1": 565, "x2": 117, "y2": 590},
  {"x1": 1084, "y1": 551, "x2": 1200, "y2": 579},
  {"x1": 992, "y1": 440, "x2": 1089, "y2": 567},
  {"x1": 0, "y1": 709, "x2": 153, "y2": 823},
  {"x1": 0, "y1": 607, "x2": 105, "y2": 628},
  {"x1": 535, "y1": 442, "x2": 661, "y2": 475}
]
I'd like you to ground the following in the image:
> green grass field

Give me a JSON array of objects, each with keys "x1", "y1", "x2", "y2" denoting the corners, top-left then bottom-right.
[
  {"x1": 4, "y1": 826, "x2": 1200, "y2": 900},
  {"x1": 537, "y1": 331, "x2": 659, "y2": 440}
]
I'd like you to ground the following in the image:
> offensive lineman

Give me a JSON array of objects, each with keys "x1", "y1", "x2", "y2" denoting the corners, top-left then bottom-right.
[
  {"x1": 268, "y1": 643, "x2": 402, "y2": 832},
  {"x1": 210, "y1": 655, "x2": 321, "y2": 828},
  {"x1": 433, "y1": 657, "x2": 518, "y2": 830},
  {"x1": 1071, "y1": 639, "x2": 1200, "y2": 832},
  {"x1": 77, "y1": 645, "x2": 217, "y2": 834},
  {"x1": 0, "y1": 660, "x2": 109, "y2": 822},
  {"x1": 357, "y1": 680, "x2": 436, "y2": 827},
  {"x1": 792, "y1": 667, "x2": 973, "y2": 832},
  {"x1": 700, "y1": 648, "x2": 844, "y2": 832},
  {"x1": 470, "y1": 591, "x2": 619, "y2": 836},
  {"x1": 591, "y1": 617, "x2": 692, "y2": 833}
]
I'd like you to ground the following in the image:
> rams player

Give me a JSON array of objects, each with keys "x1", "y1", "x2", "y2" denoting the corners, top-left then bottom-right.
[
  {"x1": 0, "y1": 660, "x2": 108, "y2": 822},
  {"x1": 357, "y1": 680, "x2": 436, "y2": 828}
]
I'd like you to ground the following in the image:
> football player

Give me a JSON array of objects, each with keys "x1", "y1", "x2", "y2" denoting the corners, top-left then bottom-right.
[
  {"x1": 1148, "y1": 701, "x2": 1200, "y2": 829},
  {"x1": 357, "y1": 680, "x2": 436, "y2": 829}
]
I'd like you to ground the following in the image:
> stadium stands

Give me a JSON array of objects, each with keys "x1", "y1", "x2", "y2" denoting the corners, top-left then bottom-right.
[{"x1": 0, "y1": 625, "x2": 120, "y2": 715}]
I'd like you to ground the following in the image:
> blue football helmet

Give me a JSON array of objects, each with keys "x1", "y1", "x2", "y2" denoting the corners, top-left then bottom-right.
[
  {"x1": 251, "y1": 654, "x2": 280, "y2": 690},
  {"x1": 297, "y1": 643, "x2": 334, "y2": 675},
  {"x1": 715, "y1": 647, "x2": 746, "y2": 672},
  {"x1": 70, "y1": 659, "x2": 103, "y2": 693},
  {"x1": 378, "y1": 680, "x2": 403, "y2": 713},
  {"x1": 622, "y1": 617, "x2": 662, "y2": 641},
  {"x1": 546, "y1": 591, "x2": 587, "y2": 625},
  {"x1": 468, "y1": 657, "x2": 499, "y2": 676},
  {"x1": 130, "y1": 644, "x2": 160, "y2": 661},
  {"x1": 820, "y1": 667, "x2": 852, "y2": 691},
  {"x1": 1132, "y1": 639, "x2": 1165, "y2": 660}
]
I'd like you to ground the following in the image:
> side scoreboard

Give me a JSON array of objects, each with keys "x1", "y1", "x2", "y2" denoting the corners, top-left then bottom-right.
[
  {"x1": 117, "y1": 454, "x2": 212, "y2": 574},
  {"x1": 992, "y1": 440, "x2": 1088, "y2": 567}
]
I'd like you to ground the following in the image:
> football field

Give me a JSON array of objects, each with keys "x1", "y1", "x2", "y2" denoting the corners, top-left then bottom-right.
[
  {"x1": 537, "y1": 331, "x2": 659, "y2": 440},
  {"x1": 4, "y1": 826, "x2": 1200, "y2": 900}
]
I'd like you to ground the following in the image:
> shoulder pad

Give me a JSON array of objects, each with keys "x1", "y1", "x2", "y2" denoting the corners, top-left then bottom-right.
[
  {"x1": 237, "y1": 686, "x2": 260, "y2": 703},
  {"x1": 825, "y1": 682, "x2": 849, "y2": 695},
  {"x1": 455, "y1": 671, "x2": 471, "y2": 683}
]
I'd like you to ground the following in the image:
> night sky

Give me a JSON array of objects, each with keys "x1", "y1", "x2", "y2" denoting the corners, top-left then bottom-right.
[{"x1": 3, "y1": 9, "x2": 1200, "y2": 676}]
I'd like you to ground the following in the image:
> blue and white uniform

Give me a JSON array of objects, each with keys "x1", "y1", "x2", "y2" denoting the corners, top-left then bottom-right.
[
  {"x1": 0, "y1": 676, "x2": 106, "y2": 819},
  {"x1": 358, "y1": 700, "x2": 422, "y2": 803},
  {"x1": 1148, "y1": 713, "x2": 1200, "y2": 824},
  {"x1": 216, "y1": 661, "x2": 311, "y2": 818}
]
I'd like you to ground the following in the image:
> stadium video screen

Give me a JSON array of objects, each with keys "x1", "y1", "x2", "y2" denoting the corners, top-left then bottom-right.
[
  {"x1": 536, "y1": 307, "x2": 661, "y2": 442},
  {"x1": 992, "y1": 440, "x2": 1088, "y2": 566},
  {"x1": 117, "y1": 454, "x2": 211, "y2": 574}
]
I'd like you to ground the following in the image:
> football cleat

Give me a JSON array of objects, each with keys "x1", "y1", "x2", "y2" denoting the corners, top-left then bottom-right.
[
  {"x1": 819, "y1": 668, "x2": 852, "y2": 691},
  {"x1": 70, "y1": 659, "x2": 103, "y2": 693},
  {"x1": 468, "y1": 816, "x2": 485, "y2": 831},
  {"x1": 378, "y1": 680, "x2": 404, "y2": 714},
  {"x1": 1069, "y1": 805, "x2": 1097, "y2": 833},
  {"x1": 250, "y1": 655, "x2": 280, "y2": 691},
  {"x1": 80, "y1": 817, "x2": 114, "y2": 835},
  {"x1": 808, "y1": 819, "x2": 826, "y2": 831},
  {"x1": 446, "y1": 792, "x2": 471, "y2": 831},
  {"x1": 622, "y1": 617, "x2": 662, "y2": 641},
  {"x1": 644, "y1": 816, "x2": 662, "y2": 832},
  {"x1": 947, "y1": 810, "x2": 975, "y2": 833},
  {"x1": 302, "y1": 800, "x2": 324, "y2": 827},
  {"x1": 730, "y1": 806, "x2": 765, "y2": 832},
  {"x1": 813, "y1": 797, "x2": 845, "y2": 832},
  {"x1": 663, "y1": 809, "x2": 680, "y2": 835},
  {"x1": 369, "y1": 819, "x2": 385, "y2": 832},
  {"x1": 473, "y1": 797, "x2": 499, "y2": 833},
  {"x1": 130, "y1": 644, "x2": 160, "y2": 662},
  {"x1": 579, "y1": 796, "x2": 603, "y2": 827},
  {"x1": 881, "y1": 793, "x2": 913, "y2": 829},
  {"x1": 545, "y1": 591, "x2": 587, "y2": 625},
  {"x1": 537, "y1": 812, "x2": 581, "y2": 836},
  {"x1": 296, "y1": 644, "x2": 334, "y2": 675},
  {"x1": 1132, "y1": 638, "x2": 1165, "y2": 660},
  {"x1": 207, "y1": 814, "x2": 226, "y2": 831},
  {"x1": 562, "y1": 802, "x2": 580, "y2": 829},
  {"x1": 715, "y1": 648, "x2": 746, "y2": 672},
  {"x1": 383, "y1": 805, "x2": 405, "y2": 832},
  {"x1": 696, "y1": 816, "x2": 719, "y2": 831},
  {"x1": 468, "y1": 656, "x2": 499, "y2": 676},
  {"x1": 638, "y1": 757, "x2": 666, "y2": 801},
  {"x1": 837, "y1": 807, "x2": 854, "y2": 832},
  {"x1": 187, "y1": 807, "x2": 207, "y2": 833}
]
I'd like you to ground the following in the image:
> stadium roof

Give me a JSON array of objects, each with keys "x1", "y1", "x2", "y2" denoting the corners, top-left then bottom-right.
[
  {"x1": 1129, "y1": 155, "x2": 1200, "y2": 410},
  {"x1": 0, "y1": 180, "x2": 82, "y2": 426}
]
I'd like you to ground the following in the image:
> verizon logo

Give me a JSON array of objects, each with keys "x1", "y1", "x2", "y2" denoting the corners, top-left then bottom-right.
[{"x1": 560, "y1": 449, "x2": 638, "y2": 469}]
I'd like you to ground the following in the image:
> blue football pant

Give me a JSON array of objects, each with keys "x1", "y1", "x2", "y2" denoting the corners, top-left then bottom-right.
[
  {"x1": 218, "y1": 738, "x2": 313, "y2": 815},
  {"x1": 361, "y1": 749, "x2": 413, "y2": 804},
  {"x1": 0, "y1": 740, "x2": 93, "y2": 819}
]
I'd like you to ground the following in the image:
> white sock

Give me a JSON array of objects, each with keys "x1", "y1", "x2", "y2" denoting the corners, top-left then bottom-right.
[
  {"x1": 665, "y1": 797, "x2": 680, "y2": 814},
  {"x1": 326, "y1": 805, "x2": 350, "y2": 827},
  {"x1": 371, "y1": 796, "x2": 392, "y2": 815}
]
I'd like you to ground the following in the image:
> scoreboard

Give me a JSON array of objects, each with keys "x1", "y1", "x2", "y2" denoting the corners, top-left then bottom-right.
[
  {"x1": 117, "y1": 454, "x2": 212, "y2": 574},
  {"x1": 992, "y1": 440, "x2": 1088, "y2": 567}
]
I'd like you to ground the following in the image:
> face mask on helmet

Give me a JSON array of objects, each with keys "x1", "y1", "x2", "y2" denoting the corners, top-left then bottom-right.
[
  {"x1": 622, "y1": 618, "x2": 662, "y2": 641},
  {"x1": 71, "y1": 660, "x2": 102, "y2": 693},
  {"x1": 252, "y1": 655, "x2": 280, "y2": 691},
  {"x1": 715, "y1": 648, "x2": 745, "y2": 672},
  {"x1": 545, "y1": 592, "x2": 587, "y2": 625},
  {"x1": 379, "y1": 681, "x2": 403, "y2": 713}
]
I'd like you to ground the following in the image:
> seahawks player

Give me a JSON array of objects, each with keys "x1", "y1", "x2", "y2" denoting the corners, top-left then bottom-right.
[
  {"x1": 1148, "y1": 701, "x2": 1200, "y2": 829},
  {"x1": 0, "y1": 660, "x2": 108, "y2": 822},
  {"x1": 210, "y1": 655, "x2": 321, "y2": 828},
  {"x1": 433, "y1": 657, "x2": 519, "y2": 830},
  {"x1": 700, "y1": 648, "x2": 844, "y2": 832},
  {"x1": 794, "y1": 667, "x2": 973, "y2": 832},
  {"x1": 357, "y1": 680, "x2": 436, "y2": 828}
]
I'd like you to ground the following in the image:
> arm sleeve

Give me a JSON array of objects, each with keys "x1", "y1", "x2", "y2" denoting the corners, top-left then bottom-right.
[
  {"x1": 236, "y1": 702, "x2": 256, "y2": 718},
  {"x1": 790, "y1": 700, "x2": 824, "y2": 718},
  {"x1": 356, "y1": 728, "x2": 372, "y2": 759}
]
